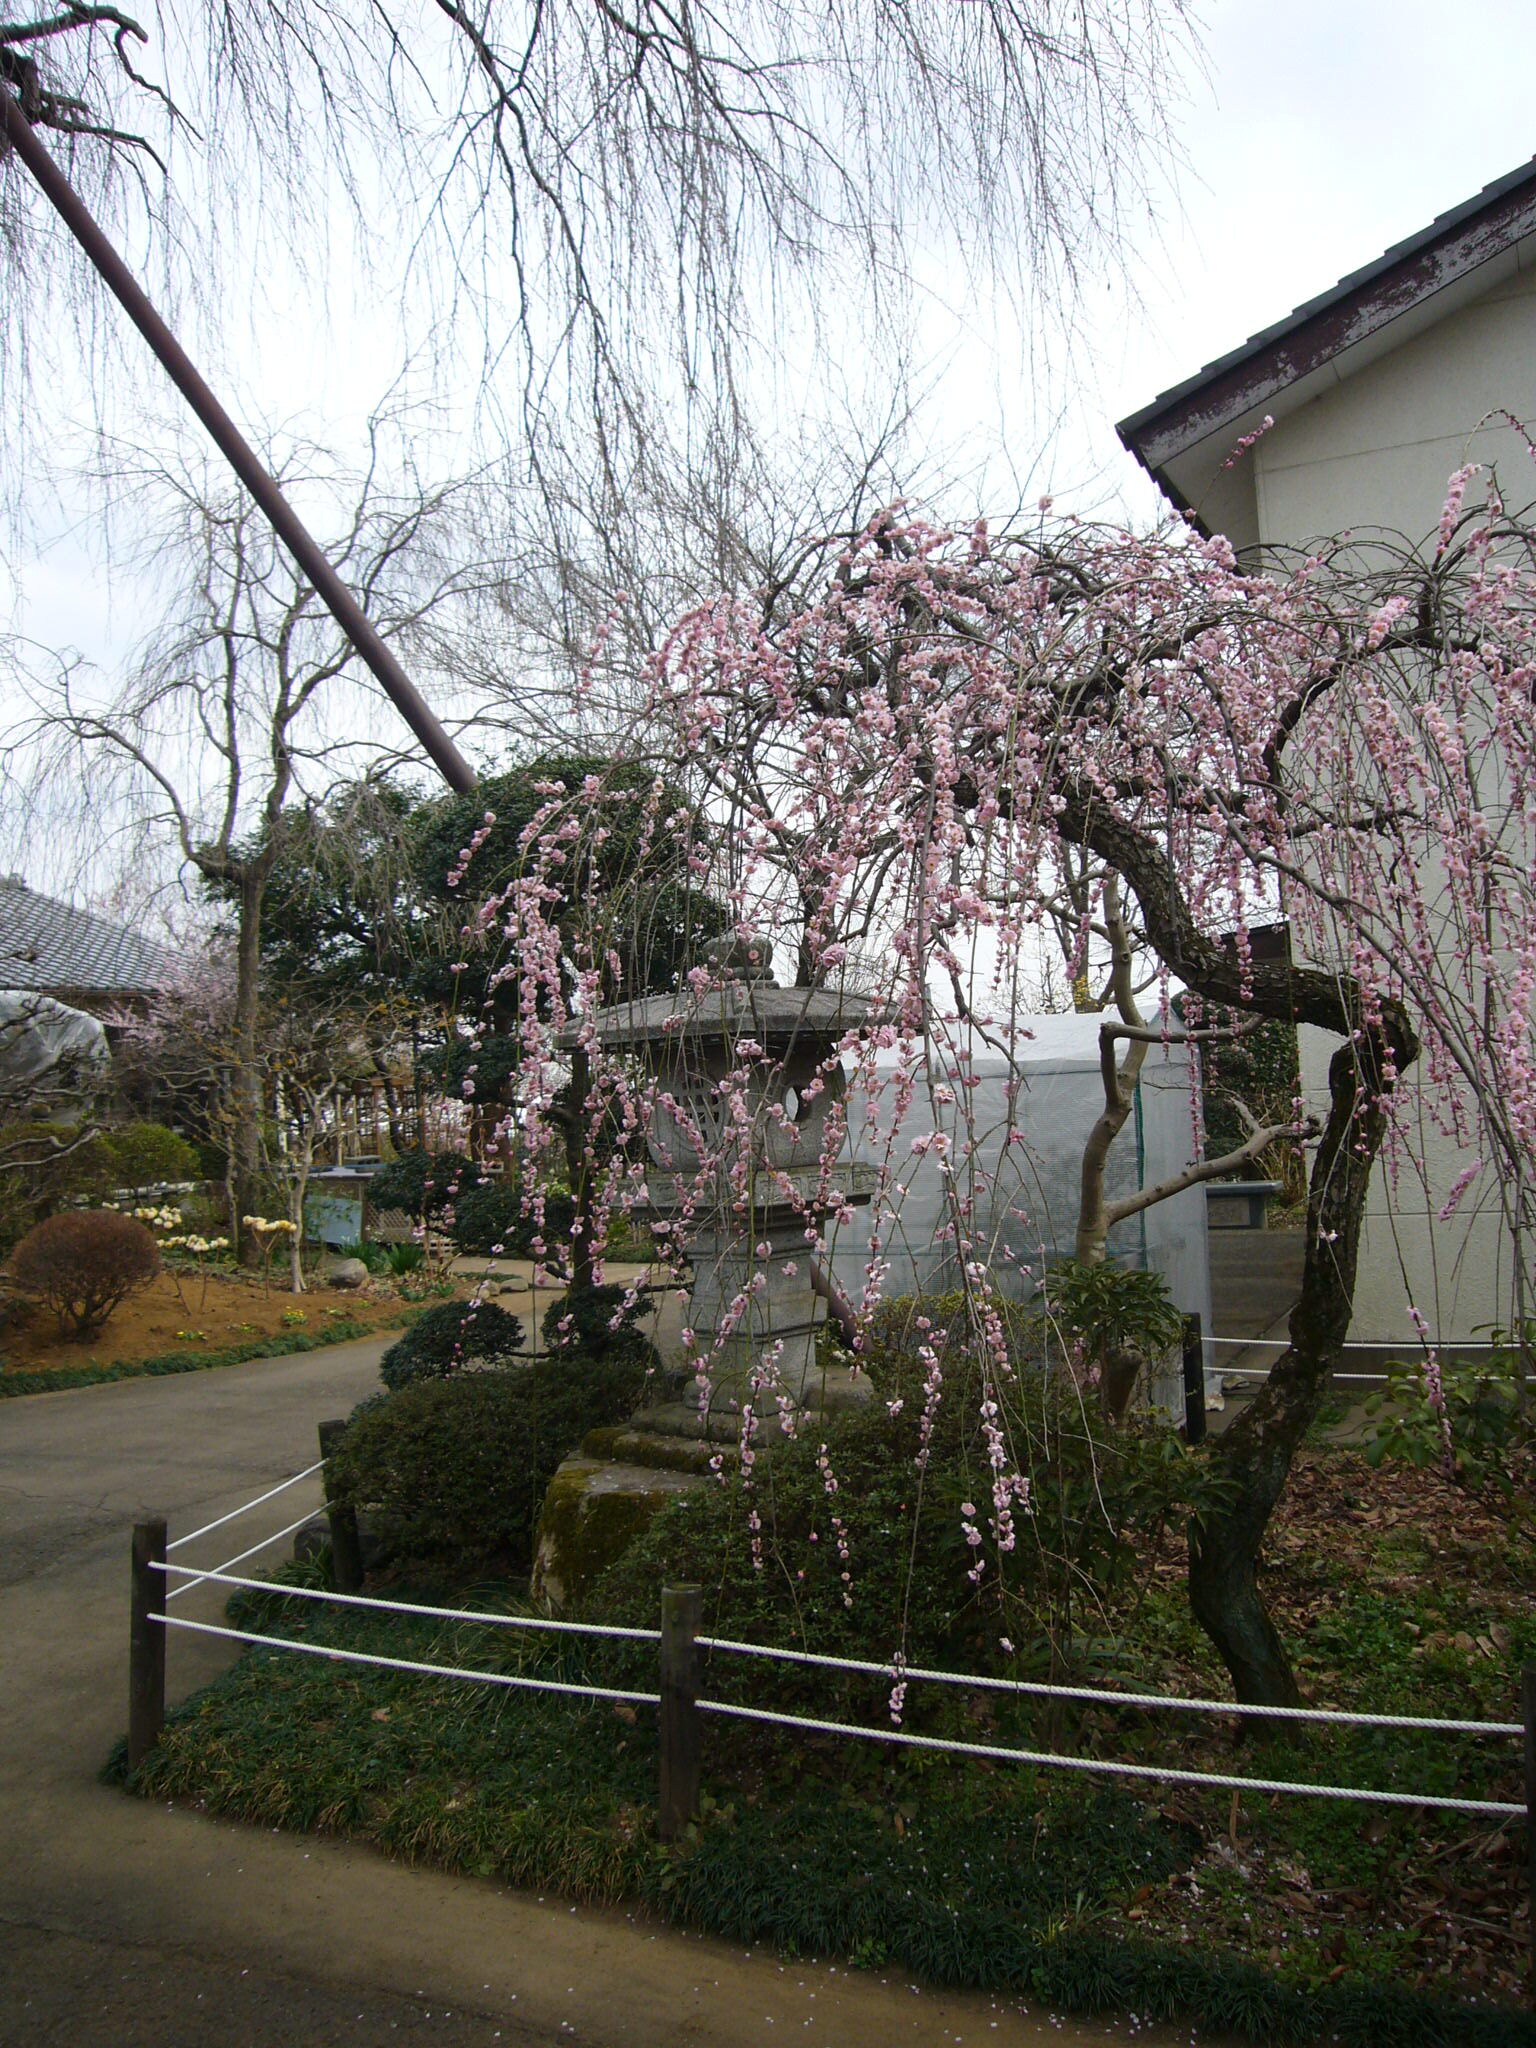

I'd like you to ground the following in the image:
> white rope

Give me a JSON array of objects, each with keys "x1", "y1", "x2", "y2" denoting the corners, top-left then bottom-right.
[
  {"x1": 165, "y1": 1510, "x2": 323, "y2": 1599},
  {"x1": 167, "y1": 1462, "x2": 326, "y2": 1551},
  {"x1": 696, "y1": 1699, "x2": 1524, "y2": 1818},
  {"x1": 155, "y1": 1563, "x2": 661, "y2": 1641},
  {"x1": 1201, "y1": 1337, "x2": 1536, "y2": 1383},
  {"x1": 1212, "y1": 1364, "x2": 1536, "y2": 1384},
  {"x1": 693, "y1": 1637, "x2": 1520, "y2": 1735},
  {"x1": 160, "y1": 1614, "x2": 660, "y2": 1705}
]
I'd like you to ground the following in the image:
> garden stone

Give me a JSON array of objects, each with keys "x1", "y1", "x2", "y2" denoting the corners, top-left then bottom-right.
[
  {"x1": 530, "y1": 1457, "x2": 704, "y2": 1613},
  {"x1": 325, "y1": 1257, "x2": 369, "y2": 1290}
]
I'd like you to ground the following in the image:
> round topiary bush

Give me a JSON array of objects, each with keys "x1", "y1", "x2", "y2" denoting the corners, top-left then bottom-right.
[
  {"x1": 366, "y1": 1148, "x2": 460, "y2": 1217},
  {"x1": 9, "y1": 1209, "x2": 161, "y2": 1338},
  {"x1": 449, "y1": 1181, "x2": 575, "y2": 1257},
  {"x1": 379, "y1": 1299, "x2": 526, "y2": 1392},
  {"x1": 331, "y1": 1348, "x2": 647, "y2": 1571}
]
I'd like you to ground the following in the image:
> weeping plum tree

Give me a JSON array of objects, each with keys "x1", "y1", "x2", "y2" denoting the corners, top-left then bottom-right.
[{"x1": 474, "y1": 478, "x2": 1536, "y2": 1707}]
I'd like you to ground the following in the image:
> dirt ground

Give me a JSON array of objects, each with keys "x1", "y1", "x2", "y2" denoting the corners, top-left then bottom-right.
[
  {"x1": 0, "y1": 1264, "x2": 417, "y2": 1375},
  {"x1": 0, "y1": 1255, "x2": 670, "y2": 1379}
]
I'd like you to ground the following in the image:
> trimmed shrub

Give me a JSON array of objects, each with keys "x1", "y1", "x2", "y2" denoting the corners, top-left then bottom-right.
[
  {"x1": 331, "y1": 1349, "x2": 647, "y2": 1570},
  {"x1": 379, "y1": 1298, "x2": 525, "y2": 1392},
  {"x1": 9, "y1": 1209, "x2": 160, "y2": 1337},
  {"x1": 366, "y1": 1148, "x2": 459, "y2": 1217},
  {"x1": 451, "y1": 1181, "x2": 574, "y2": 1257},
  {"x1": 364, "y1": 1151, "x2": 574, "y2": 1258},
  {"x1": 540, "y1": 1281, "x2": 656, "y2": 1366},
  {"x1": 102, "y1": 1121, "x2": 201, "y2": 1193},
  {"x1": 592, "y1": 1292, "x2": 1231, "y2": 1686}
]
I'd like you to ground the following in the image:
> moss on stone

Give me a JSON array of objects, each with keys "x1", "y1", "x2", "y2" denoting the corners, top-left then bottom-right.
[
  {"x1": 581, "y1": 1426, "x2": 732, "y2": 1475},
  {"x1": 531, "y1": 1458, "x2": 702, "y2": 1612}
]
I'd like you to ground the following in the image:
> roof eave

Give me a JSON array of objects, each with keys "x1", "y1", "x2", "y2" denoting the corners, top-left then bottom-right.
[{"x1": 1118, "y1": 156, "x2": 1536, "y2": 507}]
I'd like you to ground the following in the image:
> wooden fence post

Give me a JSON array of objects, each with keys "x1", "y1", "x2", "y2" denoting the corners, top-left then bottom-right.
[
  {"x1": 129, "y1": 1517, "x2": 167, "y2": 1768},
  {"x1": 659, "y1": 1583, "x2": 702, "y2": 1842},
  {"x1": 1182, "y1": 1313, "x2": 1206, "y2": 1446},
  {"x1": 1523, "y1": 1662, "x2": 1536, "y2": 2003},
  {"x1": 318, "y1": 1420, "x2": 364, "y2": 1593}
]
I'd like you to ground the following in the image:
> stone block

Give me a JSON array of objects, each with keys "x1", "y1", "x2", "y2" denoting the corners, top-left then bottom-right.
[{"x1": 530, "y1": 1457, "x2": 704, "y2": 1614}]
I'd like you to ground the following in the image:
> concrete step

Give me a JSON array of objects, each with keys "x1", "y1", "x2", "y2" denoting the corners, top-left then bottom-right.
[
  {"x1": 636, "y1": 1401, "x2": 789, "y2": 1446},
  {"x1": 582, "y1": 1425, "x2": 729, "y2": 1475},
  {"x1": 637, "y1": 1366, "x2": 871, "y2": 1444}
]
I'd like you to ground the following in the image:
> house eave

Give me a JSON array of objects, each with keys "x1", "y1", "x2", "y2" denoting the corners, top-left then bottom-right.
[{"x1": 1118, "y1": 157, "x2": 1536, "y2": 518}]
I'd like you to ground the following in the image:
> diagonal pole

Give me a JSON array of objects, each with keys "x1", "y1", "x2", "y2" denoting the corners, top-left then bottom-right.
[{"x1": 0, "y1": 86, "x2": 477, "y2": 796}]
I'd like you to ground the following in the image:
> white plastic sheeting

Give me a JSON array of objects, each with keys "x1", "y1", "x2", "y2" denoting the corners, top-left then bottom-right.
[
  {"x1": 0, "y1": 990, "x2": 109, "y2": 1100},
  {"x1": 826, "y1": 1014, "x2": 1214, "y2": 1410}
]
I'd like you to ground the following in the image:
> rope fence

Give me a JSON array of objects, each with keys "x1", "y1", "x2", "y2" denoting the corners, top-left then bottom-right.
[
  {"x1": 126, "y1": 1422, "x2": 1536, "y2": 1847},
  {"x1": 132, "y1": 1540, "x2": 1536, "y2": 1835},
  {"x1": 693, "y1": 1631, "x2": 1522, "y2": 1735},
  {"x1": 157, "y1": 1561, "x2": 661, "y2": 1641},
  {"x1": 124, "y1": 1417, "x2": 1536, "y2": 1968},
  {"x1": 158, "y1": 1613, "x2": 660, "y2": 1707},
  {"x1": 696, "y1": 1698, "x2": 1524, "y2": 1819},
  {"x1": 1200, "y1": 1334, "x2": 1536, "y2": 1384},
  {"x1": 167, "y1": 1460, "x2": 327, "y2": 1552},
  {"x1": 166, "y1": 1509, "x2": 327, "y2": 1600}
]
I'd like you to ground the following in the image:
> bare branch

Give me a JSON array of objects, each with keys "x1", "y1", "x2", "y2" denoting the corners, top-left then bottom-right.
[{"x1": 1102, "y1": 1118, "x2": 1321, "y2": 1230}]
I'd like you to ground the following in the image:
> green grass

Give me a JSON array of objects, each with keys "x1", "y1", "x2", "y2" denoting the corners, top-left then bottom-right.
[
  {"x1": 0, "y1": 1310, "x2": 419, "y2": 1398},
  {"x1": 114, "y1": 1561, "x2": 1534, "y2": 2048}
]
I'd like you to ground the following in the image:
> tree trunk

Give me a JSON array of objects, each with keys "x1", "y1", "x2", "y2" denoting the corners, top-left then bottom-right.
[
  {"x1": 1053, "y1": 791, "x2": 1419, "y2": 1708},
  {"x1": 1188, "y1": 1032, "x2": 1391, "y2": 1706},
  {"x1": 230, "y1": 871, "x2": 266, "y2": 1262},
  {"x1": 564, "y1": 1042, "x2": 596, "y2": 1298},
  {"x1": 1075, "y1": 1032, "x2": 1148, "y2": 1264}
]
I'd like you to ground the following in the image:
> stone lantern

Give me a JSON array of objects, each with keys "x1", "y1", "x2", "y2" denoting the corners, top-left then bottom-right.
[
  {"x1": 530, "y1": 938, "x2": 887, "y2": 1610},
  {"x1": 573, "y1": 934, "x2": 885, "y2": 1397}
]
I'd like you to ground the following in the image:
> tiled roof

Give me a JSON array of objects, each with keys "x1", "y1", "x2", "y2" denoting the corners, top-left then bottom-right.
[
  {"x1": 0, "y1": 876, "x2": 181, "y2": 996},
  {"x1": 1118, "y1": 156, "x2": 1536, "y2": 502}
]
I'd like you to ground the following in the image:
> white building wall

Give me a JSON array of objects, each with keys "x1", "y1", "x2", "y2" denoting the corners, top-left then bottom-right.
[
  {"x1": 1252, "y1": 265, "x2": 1536, "y2": 1344},
  {"x1": 1252, "y1": 265, "x2": 1536, "y2": 550}
]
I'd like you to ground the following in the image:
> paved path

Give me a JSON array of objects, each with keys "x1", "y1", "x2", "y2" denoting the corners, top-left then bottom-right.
[{"x1": 0, "y1": 1342, "x2": 1196, "y2": 2047}]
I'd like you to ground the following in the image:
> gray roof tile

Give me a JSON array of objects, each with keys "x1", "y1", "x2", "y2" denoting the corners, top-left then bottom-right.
[{"x1": 0, "y1": 877, "x2": 180, "y2": 996}]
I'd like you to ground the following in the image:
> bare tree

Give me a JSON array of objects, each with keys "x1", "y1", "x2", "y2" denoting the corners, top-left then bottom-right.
[
  {"x1": 10, "y1": 420, "x2": 503, "y2": 1247},
  {"x1": 1, "y1": 4, "x2": 1197, "y2": 505},
  {"x1": 265, "y1": 986, "x2": 416, "y2": 1292}
]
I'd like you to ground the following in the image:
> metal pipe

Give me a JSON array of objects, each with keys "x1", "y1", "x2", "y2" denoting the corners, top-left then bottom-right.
[{"x1": 0, "y1": 87, "x2": 478, "y2": 795}]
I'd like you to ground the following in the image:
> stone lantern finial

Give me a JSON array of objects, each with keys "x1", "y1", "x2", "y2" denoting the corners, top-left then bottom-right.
[{"x1": 704, "y1": 931, "x2": 775, "y2": 982}]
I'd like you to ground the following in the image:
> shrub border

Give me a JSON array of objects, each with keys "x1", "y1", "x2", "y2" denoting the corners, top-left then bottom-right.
[{"x1": 0, "y1": 1307, "x2": 422, "y2": 1398}]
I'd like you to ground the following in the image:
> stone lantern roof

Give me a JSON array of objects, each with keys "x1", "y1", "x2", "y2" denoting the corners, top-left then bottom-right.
[{"x1": 562, "y1": 934, "x2": 893, "y2": 1050}]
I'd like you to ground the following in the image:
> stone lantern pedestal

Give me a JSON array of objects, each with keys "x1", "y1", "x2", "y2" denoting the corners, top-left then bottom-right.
[{"x1": 530, "y1": 942, "x2": 887, "y2": 1610}]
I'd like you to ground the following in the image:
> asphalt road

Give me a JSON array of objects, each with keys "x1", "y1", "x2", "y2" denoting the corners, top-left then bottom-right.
[{"x1": 0, "y1": 1337, "x2": 1195, "y2": 2048}]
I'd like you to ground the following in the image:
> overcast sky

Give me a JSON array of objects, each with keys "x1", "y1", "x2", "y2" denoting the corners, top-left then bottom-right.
[
  {"x1": 1091, "y1": 0, "x2": 1536, "y2": 509},
  {"x1": 10, "y1": 0, "x2": 1536, "y2": 793}
]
